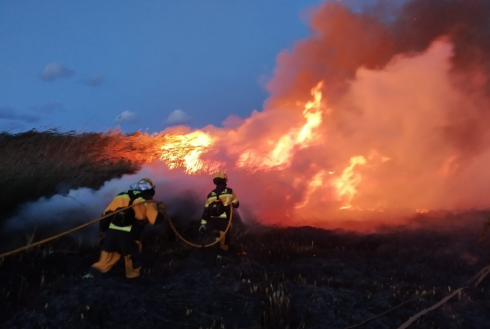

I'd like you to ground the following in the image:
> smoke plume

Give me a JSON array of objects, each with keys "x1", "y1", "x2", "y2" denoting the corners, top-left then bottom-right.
[{"x1": 245, "y1": 0, "x2": 490, "y2": 215}]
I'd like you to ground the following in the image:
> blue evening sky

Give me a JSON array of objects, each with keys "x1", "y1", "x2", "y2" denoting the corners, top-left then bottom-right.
[{"x1": 0, "y1": 0, "x2": 386, "y2": 134}]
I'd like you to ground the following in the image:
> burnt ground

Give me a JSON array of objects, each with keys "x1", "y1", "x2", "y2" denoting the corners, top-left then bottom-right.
[{"x1": 1, "y1": 211, "x2": 490, "y2": 329}]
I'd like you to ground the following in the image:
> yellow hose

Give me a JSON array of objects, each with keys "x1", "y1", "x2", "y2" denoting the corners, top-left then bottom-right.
[
  {"x1": 165, "y1": 207, "x2": 233, "y2": 248},
  {"x1": 0, "y1": 200, "x2": 233, "y2": 258}
]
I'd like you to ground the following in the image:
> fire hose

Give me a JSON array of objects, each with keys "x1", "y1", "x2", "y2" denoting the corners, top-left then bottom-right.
[
  {"x1": 166, "y1": 204, "x2": 233, "y2": 248},
  {"x1": 0, "y1": 200, "x2": 233, "y2": 258}
]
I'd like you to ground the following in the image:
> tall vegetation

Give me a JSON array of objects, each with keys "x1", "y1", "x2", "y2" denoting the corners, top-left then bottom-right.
[{"x1": 0, "y1": 129, "x2": 167, "y2": 220}]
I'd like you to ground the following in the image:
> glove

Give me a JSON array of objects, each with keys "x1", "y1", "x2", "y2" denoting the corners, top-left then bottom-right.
[{"x1": 199, "y1": 219, "x2": 207, "y2": 233}]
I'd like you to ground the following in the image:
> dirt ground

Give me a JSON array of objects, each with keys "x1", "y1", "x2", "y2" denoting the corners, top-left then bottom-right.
[{"x1": 1, "y1": 211, "x2": 490, "y2": 329}]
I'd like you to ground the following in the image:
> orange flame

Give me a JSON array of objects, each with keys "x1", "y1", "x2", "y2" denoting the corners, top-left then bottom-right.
[
  {"x1": 237, "y1": 81, "x2": 324, "y2": 170},
  {"x1": 295, "y1": 156, "x2": 367, "y2": 211},
  {"x1": 152, "y1": 81, "x2": 375, "y2": 213},
  {"x1": 294, "y1": 170, "x2": 326, "y2": 209},
  {"x1": 159, "y1": 130, "x2": 215, "y2": 174},
  {"x1": 334, "y1": 156, "x2": 367, "y2": 209},
  {"x1": 155, "y1": 82, "x2": 326, "y2": 176}
]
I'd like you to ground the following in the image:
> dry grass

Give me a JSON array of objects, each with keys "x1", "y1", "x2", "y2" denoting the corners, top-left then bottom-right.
[{"x1": 0, "y1": 129, "x2": 170, "y2": 220}]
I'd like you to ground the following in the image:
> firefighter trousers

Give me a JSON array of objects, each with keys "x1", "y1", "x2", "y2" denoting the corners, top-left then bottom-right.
[
  {"x1": 210, "y1": 217, "x2": 232, "y2": 252},
  {"x1": 92, "y1": 230, "x2": 143, "y2": 278}
]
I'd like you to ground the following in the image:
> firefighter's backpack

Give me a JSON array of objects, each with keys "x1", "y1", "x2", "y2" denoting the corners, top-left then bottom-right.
[
  {"x1": 110, "y1": 195, "x2": 137, "y2": 227},
  {"x1": 209, "y1": 190, "x2": 228, "y2": 218}
]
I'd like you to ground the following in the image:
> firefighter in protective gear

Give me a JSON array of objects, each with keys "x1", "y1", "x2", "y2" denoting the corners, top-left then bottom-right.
[
  {"x1": 200, "y1": 172, "x2": 239, "y2": 255},
  {"x1": 89, "y1": 178, "x2": 166, "y2": 279}
]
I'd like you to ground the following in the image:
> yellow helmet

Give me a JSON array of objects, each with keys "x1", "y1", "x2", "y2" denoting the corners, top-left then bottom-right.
[{"x1": 214, "y1": 172, "x2": 227, "y2": 180}]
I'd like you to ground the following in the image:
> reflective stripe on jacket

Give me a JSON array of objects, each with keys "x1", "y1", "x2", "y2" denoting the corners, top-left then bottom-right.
[
  {"x1": 100, "y1": 190, "x2": 163, "y2": 238},
  {"x1": 201, "y1": 185, "x2": 239, "y2": 223},
  {"x1": 104, "y1": 190, "x2": 160, "y2": 224}
]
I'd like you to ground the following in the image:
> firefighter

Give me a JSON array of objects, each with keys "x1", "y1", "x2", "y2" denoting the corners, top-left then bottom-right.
[
  {"x1": 85, "y1": 178, "x2": 166, "y2": 279},
  {"x1": 199, "y1": 172, "x2": 239, "y2": 258}
]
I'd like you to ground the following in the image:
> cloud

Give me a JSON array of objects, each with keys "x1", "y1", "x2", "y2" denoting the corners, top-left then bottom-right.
[
  {"x1": 164, "y1": 109, "x2": 191, "y2": 126},
  {"x1": 30, "y1": 102, "x2": 67, "y2": 113},
  {"x1": 39, "y1": 62, "x2": 74, "y2": 82},
  {"x1": 81, "y1": 74, "x2": 104, "y2": 87},
  {"x1": 0, "y1": 106, "x2": 40, "y2": 123},
  {"x1": 115, "y1": 110, "x2": 138, "y2": 123}
]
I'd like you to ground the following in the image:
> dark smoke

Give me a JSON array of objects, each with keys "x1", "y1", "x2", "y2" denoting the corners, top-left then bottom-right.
[{"x1": 267, "y1": 0, "x2": 490, "y2": 105}]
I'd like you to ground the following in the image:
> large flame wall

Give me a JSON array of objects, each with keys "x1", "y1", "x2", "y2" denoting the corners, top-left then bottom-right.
[{"x1": 151, "y1": 0, "x2": 490, "y2": 228}]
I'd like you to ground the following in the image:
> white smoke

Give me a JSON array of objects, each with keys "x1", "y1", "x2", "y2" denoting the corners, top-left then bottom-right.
[{"x1": 1, "y1": 163, "x2": 243, "y2": 248}]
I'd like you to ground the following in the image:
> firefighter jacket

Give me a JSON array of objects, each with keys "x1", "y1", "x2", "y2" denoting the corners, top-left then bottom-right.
[
  {"x1": 100, "y1": 190, "x2": 164, "y2": 239},
  {"x1": 201, "y1": 184, "x2": 239, "y2": 224}
]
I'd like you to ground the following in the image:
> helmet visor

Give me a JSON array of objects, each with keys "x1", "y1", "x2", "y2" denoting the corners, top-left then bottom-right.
[{"x1": 129, "y1": 180, "x2": 154, "y2": 191}]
